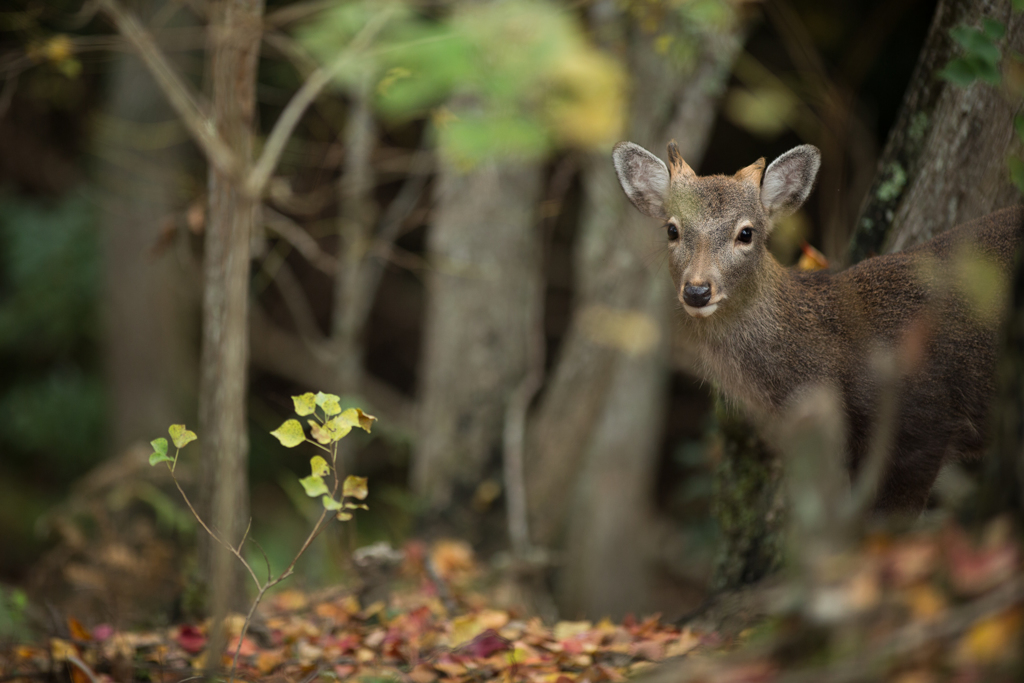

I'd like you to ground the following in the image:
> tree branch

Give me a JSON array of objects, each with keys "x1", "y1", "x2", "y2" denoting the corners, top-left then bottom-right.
[
  {"x1": 96, "y1": 0, "x2": 240, "y2": 177},
  {"x1": 246, "y1": 6, "x2": 395, "y2": 197}
]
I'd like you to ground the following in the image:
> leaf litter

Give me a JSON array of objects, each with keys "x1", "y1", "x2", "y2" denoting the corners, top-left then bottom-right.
[{"x1": 4, "y1": 522, "x2": 1024, "y2": 682}]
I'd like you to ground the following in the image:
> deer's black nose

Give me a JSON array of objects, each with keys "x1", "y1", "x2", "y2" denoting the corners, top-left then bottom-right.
[{"x1": 683, "y1": 283, "x2": 712, "y2": 308}]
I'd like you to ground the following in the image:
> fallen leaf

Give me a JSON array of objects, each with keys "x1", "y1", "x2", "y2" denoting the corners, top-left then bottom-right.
[
  {"x1": 175, "y1": 625, "x2": 206, "y2": 654},
  {"x1": 954, "y1": 608, "x2": 1023, "y2": 665}
]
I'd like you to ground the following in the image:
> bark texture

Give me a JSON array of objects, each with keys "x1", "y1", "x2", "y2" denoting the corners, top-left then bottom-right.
[
  {"x1": 850, "y1": 0, "x2": 1024, "y2": 262},
  {"x1": 97, "y1": 6, "x2": 196, "y2": 453},
  {"x1": 528, "y1": 12, "x2": 742, "y2": 618},
  {"x1": 198, "y1": 0, "x2": 264, "y2": 617},
  {"x1": 413, "y1": 161, "x2": 544, "y2": 520}
]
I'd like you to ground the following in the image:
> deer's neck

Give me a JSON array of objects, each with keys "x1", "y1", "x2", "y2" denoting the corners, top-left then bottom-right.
[{"x1": 689, "y1": 255, "x2": 810, "y2": 415}]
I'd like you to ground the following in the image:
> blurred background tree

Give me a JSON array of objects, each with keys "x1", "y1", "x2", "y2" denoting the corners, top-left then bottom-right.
[{"x1": 0, "y1": 0, "x2": 980, "y2": 625}]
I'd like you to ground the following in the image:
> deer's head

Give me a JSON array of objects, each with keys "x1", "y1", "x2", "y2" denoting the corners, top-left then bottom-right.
[{"x1": 613, "y1": 141, "x2": 820, "y2": 319}]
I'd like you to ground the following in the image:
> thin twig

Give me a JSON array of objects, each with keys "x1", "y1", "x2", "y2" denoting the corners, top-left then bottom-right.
[
  {"x1": 246, "y1": 6, "x2": 396, "y2": 197},
  {"x1": 64, "y1": 655, "x2": 101, "y2": 683},
  {"x1": 264, "y1": 207, "x2": 338, "y2": 274},
  {"x1": 0, "y1": 74, "x2": 19, "y2": 122},
  {"x1": 171, "y1": 476, "x2": 263, "y2": 590},
  {"x1": 96, "y1": 0, "x2": 239, "y2": 177}
]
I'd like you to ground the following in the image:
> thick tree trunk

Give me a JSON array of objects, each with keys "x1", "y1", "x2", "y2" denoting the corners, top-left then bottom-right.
[
  {"x1": 97, "y1": 5, "x2": 197, "y2": 454},
  {"x1": 198, "y1": 0, "x2": 264, "y2": 619},
  {"x1": 850, "y1": 0, "x2": 1024, "y2": 262},
  {"x1": 528, "y1": 11, "x2": 742, "y2": 617},
  {"x1": 413, "y1": 161, "x2": 544, "y2": 526}
]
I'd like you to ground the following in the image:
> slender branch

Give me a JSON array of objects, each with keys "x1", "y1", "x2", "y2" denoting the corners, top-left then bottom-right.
[
  {"x1": 236, "y1": 518, "x2": 253, "y2": 554},
  {"x1": 0, "y1": 73, "x2": 19, "y2": 122},
  {"x1": 64, "y1": 655, "x2": 101, "y2": 683},
  {"x1": 264, "y1": 207, "x2": 339, "y2": 274},
  {"x1": 171, "y1": 475, "x2": 263, "y2": 590},
  {"x1": 246, "y1": 6, "x2": 396, "y2": 197},
  {"x1": 96, "y1": 0, "x2": 240, "y2": 177}
]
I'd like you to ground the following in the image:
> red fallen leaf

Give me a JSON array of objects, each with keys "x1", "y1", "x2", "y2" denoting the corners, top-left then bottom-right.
[
  {"x1": 334, "y1": 664, "x2": 356, "y2": 678},
  {"x1": 455, "y1": 628, "x2": 511, "y2": 659},
  {"x1": 91, "y1": 624, "x2": 114, "y2": 642},
  {"x1": 333, "y1": 632, "x2": 361, "y2": 653},
  {"x1": 227, "y1": 635, "x2": 259, "y2": 657},
  {"x1": 943, "y1": 524, "x2": 1019, "y2": 596},
  {"x1": 176, "y1": 625, "x2": 207, "y2": 654}
]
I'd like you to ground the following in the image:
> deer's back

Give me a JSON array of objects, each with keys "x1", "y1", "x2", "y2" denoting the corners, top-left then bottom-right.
[{"x1": 795, "y1": 206, "x2": 1023, "y2": 506}]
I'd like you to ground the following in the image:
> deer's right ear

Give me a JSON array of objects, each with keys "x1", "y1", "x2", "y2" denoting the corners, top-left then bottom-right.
[{"x1": 612, "y1": 142, "x2": 670, "y2": 219}]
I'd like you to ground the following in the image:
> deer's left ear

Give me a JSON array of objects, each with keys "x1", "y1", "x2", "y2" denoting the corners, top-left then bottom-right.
[
  {"x1": 612, "y1": 141, "x2": 670, "y2": 220},
  {"x1": 761, "y1": 145, "x2": 821, "y2": 218}
]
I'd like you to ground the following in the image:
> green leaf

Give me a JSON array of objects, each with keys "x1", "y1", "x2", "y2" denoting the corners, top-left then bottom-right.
[
  {"x1": 168, "y1": 424, "x2": 197, "y2": 449},
  {"x1": 1014, "y1": 115, "x2": 1024, "y2": 145},
  {"x1": 938, "y1": 58, "x2": 979, "y2": 87},
  {"x1": 292, "y1": 392, "x2": 317, "y2": 416},
  {"x1": 1008, "y1": 155, "x2": 1024, "y2": 194},
  {"x1": 310, "y1": 455, "x2": 330, "y2": 477},
  {"x1": 151, "y1": 437, "x2": 168, "y2": 457},
  {"x1": 1015, "y1": 0, "x2": 1024, "y2": 11},
  {"x1": 315, "y1": 392, "x2": 342, "y2": 416},
  {"x1": 950, "y1": 25, "x2": 1001, "y2": 65},
  {"x1": 344, "y1": 501, "x2": 369, "y2": 510},
  {"x1": 321, "y1": 495, "x2": 344, "y2": 511},
  {"x1": 982, "y1": 18, "x2": 1006, "y2": 41},
  {"x1": 343, "y1": 475, "x2": 369, "y2": 500},
  {"x1": 271, "y1": 419, "x2": 306, "y2": 448},
  {"x1": 337, "y1": 511, "x2": 354, "y2": 521},
  {"x1": 149, "y1": 450, "x2": 174, "y2": 466},
  {"x1": 299, "y1": 474, "x2": 329, "y2": 497}
]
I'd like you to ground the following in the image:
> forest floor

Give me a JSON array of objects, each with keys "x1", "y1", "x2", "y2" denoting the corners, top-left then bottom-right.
[{"x1": 2, "y1": 521, "x2": 1024, "y2": 683}]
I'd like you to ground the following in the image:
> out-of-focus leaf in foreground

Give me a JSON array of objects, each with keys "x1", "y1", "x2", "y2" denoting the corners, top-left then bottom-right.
[{"x1": 296, "y1": 0, "x2": 625, "y2": 167}]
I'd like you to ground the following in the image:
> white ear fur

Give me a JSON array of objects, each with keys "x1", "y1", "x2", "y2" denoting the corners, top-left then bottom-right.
[
  {"x1": 612, "y1": 141, "x2": 670, "y2": 219},
  {"x1": 761, "y1": 145, "x2": 821, "y2": 218}
]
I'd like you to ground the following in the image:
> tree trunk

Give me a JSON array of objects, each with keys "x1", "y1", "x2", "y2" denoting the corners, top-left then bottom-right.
[
  {"x1": 198, "y1": 0, "x2": 264, "y2": 620},
  {"x1": 528, "y1": 10, "x2": 742, "y2": 617},
  {"x1": 413, "y1": 160, "x2": 544, "y2": 529},
  {"x1": 97, "y1": 2, "x2": 197, "y2": 454},
  {"x1": 850, "y1": 0, "x2": 1024, "y2": 262}
]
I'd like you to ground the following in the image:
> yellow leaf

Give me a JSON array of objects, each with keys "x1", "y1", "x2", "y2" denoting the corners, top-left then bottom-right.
[
  {"x1": 310, "y1": 455, "x2": 329, "y2": 477},
  {"x1": 343, "y1": 475, "x2": 369, "y2": 500},
  {"x1": 292, "y1": 392, "x2": 317, "y2": 416},
  {"x1": 50, "y1": 638, "x2": 77, "y2": 662},
  {"x1": 315, "y1": 392, "x2": 342, "y2": 416},
  {"x1": 553, "y1": 620, "x2": 592, "y2": 641},
  {"x1": 955, "y1": 608, "x2": 1022, "y2": 664},
  {"x1": 168, "y1": 424, "x2": 197, "y2": 449},
  {"x1": 271, "y1": 419, "x2": 305, "y2": 448}
]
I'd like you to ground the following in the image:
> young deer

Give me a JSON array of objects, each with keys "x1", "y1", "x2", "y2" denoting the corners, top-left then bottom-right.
[{"x1": 613, "y1": 140, "x2": 1023, "y2": 515}]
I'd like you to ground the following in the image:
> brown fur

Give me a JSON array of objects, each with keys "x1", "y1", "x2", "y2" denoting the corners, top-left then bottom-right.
[{"x1": 613, "y1": 141, "x2": 1024, "y2": 515}]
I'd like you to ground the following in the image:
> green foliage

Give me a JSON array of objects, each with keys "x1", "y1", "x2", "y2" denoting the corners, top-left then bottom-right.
[
  {"x1": 939, "y1": 20, "x2": 1004, "y2": 87},
  {"x1": 297, "y1": 0, "x2": 625, "y2": 168},
  {"x1": 268, "y1": 393, "x2": 375, "y2": 517},
  {"x1": 0, "y1": 193, "x2": 99, "y2": 356},
  {"x1": 0, "y1": 192, "x2": 104, "y2": 479},
  {"x1": 0, "y1": 586, "x2": 29, "y2": 641},
  {"x1": 939, "y1": 17, "x2": 1024, "y2": 195}
]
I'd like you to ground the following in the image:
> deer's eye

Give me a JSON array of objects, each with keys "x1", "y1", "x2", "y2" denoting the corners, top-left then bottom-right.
[
  {"x1": 666, "y1": 224, "x2": 679, "y2": 240},
  {"x1": 737, "y1": 227, "x2": 753, "y2": 244}
]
